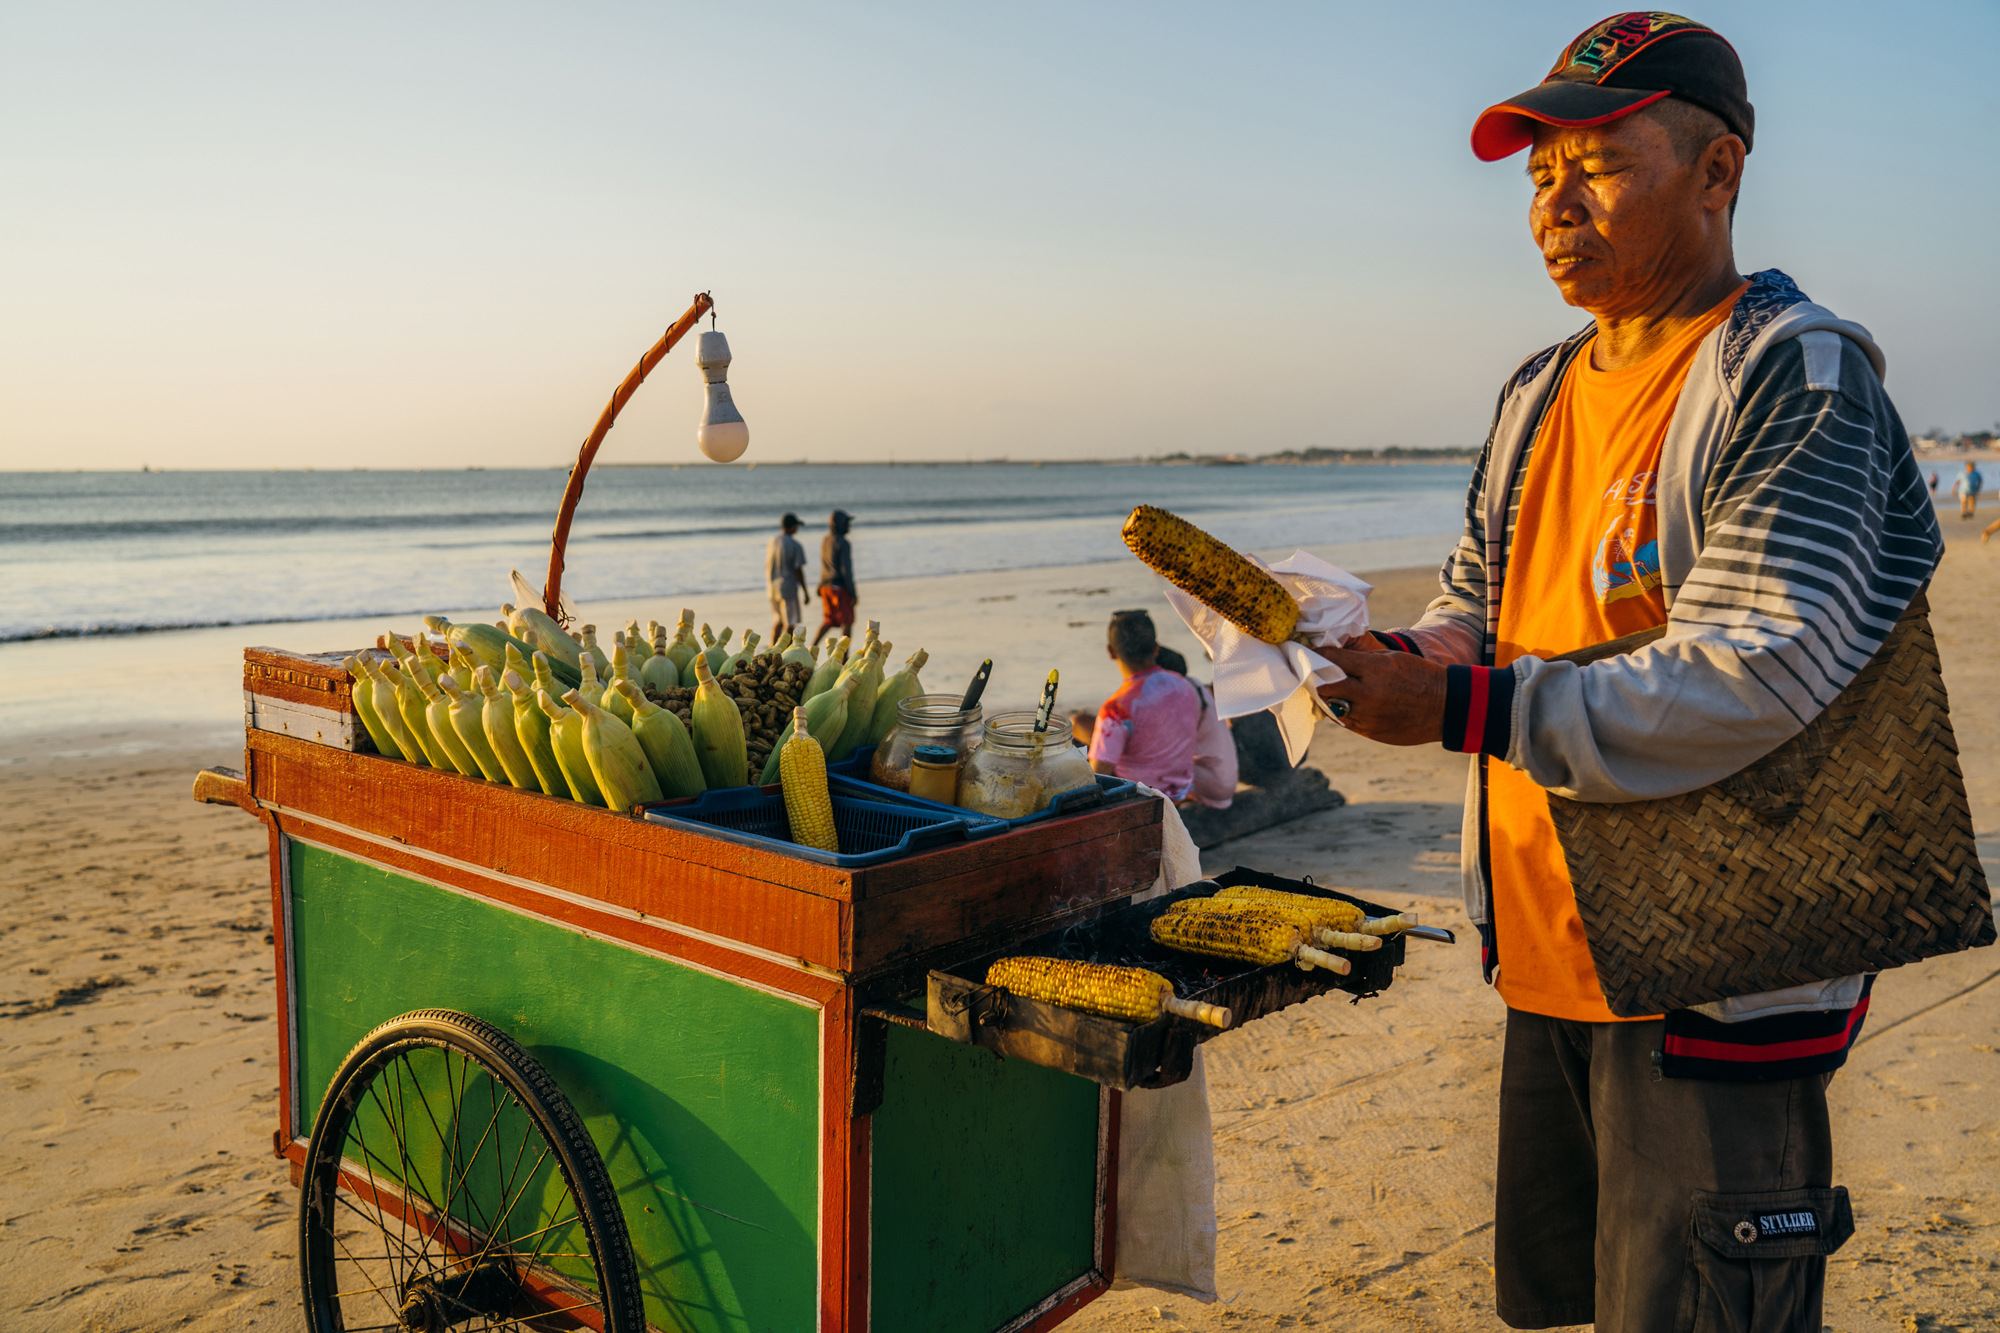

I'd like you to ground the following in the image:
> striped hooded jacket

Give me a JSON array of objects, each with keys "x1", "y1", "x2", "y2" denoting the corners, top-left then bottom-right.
[{"x1": 1376, "y1": 270, "x2": 1944, "y2": 1079}]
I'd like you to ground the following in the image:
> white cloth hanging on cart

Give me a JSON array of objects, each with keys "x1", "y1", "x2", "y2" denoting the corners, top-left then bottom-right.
[{"x1": 1113, "y1": 793, "x2": 1218, "y2": 1302}]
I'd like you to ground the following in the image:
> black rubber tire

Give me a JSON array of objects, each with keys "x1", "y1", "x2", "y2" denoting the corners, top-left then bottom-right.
[{"x1": 299, "y1": 1008, "x2": 644, "y2": 1333}]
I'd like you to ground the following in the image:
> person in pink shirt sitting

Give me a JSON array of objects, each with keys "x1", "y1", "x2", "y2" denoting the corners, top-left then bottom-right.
[
  {"x1": 1077, "y1": 610, "x2": 1201, "y2": 800},
  {"x1": 1154, "y1": 646, "x2": 1237, "y2": 810}
]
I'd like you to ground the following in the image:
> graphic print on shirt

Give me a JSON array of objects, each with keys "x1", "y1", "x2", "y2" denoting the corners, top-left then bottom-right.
[{"x1": 1590, "y1": 469, "x2": 1661, "y2": 605}]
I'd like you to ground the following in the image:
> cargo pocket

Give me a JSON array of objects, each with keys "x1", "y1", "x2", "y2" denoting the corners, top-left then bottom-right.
[{"x1": 1675, "y1": 1186, "x2": 1854, "y2": 1333}]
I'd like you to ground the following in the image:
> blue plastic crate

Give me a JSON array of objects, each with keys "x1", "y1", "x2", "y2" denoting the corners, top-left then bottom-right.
[
  {"x1": 642, "y1": 786, "x2": 1000, "y2": 868},
  {"x1": 826, "y1": 763, "x2": 1141, "y2": 832}
]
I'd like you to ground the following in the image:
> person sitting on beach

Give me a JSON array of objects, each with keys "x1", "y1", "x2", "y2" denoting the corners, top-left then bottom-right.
[
  {"x1": 1080, "y1": 610, "x2": 1199, "y2": 799},
  {"x1": 811, "y1": 509, "x2": 857, "y2": 648},
  {"x1": 1155, "y1": 645, "x2": 1237, "y2": 809}
]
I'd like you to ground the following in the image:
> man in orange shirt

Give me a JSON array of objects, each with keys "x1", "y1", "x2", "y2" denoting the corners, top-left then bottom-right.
[{"x1": 1319, "y1": 14, "x2": 1942, "y2": 1332}]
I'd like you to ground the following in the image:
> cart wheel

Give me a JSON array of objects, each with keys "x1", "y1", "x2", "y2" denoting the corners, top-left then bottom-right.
[{"x1": 299, "y1": 1008, "x2": 644, "y2": 1332}]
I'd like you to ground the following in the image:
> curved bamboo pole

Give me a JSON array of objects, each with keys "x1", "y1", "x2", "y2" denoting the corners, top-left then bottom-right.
[{"x1": 542, "y1": 291, "x2": 715, "y2": 622}]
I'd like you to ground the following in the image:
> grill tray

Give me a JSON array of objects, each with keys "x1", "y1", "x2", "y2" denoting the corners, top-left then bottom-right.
[{"x1": 926, "y1": 866, "x2": 1408, "y2": 1090}]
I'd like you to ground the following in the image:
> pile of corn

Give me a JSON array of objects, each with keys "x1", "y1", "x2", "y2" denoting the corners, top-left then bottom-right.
[
  {"x1": 343, "y1": 607, "x2": 924, "y2": 844},
  {"x1": 985, "y1": 957, "x2": 1232, "y2": 1028},
  {"x1": 1150, "y1": 893, "x2": 1353, "y2": 974}
]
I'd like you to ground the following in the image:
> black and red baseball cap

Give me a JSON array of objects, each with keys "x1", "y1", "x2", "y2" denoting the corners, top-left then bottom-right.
[{"x1": 1470, "y1": 12, "x2": 1754, "y2": 161}]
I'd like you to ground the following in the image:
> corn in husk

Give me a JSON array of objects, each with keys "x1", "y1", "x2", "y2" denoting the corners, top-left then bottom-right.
[{"x1": 689, "y1": 655, "x2": 748, "y2": 790}]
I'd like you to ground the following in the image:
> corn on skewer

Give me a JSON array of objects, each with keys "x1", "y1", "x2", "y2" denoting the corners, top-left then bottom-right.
[
  {"x1": 1189, "y1": 891, "x2": 1380, "y2": 951},
  {"x1": 1357, "y1": 913, "x2": 1421, "y2": 935},
  {"x1": 1151, "y1": 905, "x2": 1350, "y2": 974},
  {"x1": 986, "y1": 957, "x2": 1232, "y2": 1028},
  {"x1": 1121, "y1": 505, "x2": 1300, "y2": 644}
]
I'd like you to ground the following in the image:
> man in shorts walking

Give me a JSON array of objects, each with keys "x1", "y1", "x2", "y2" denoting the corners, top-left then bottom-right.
[{"x1": 765, "y1": 512, "x2": 808, "y2": 641}]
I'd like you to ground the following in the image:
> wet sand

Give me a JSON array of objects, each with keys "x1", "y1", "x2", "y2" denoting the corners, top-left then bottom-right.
[{"x1": 3, "y1": 524, "x2": 1996, "y2": 1332}]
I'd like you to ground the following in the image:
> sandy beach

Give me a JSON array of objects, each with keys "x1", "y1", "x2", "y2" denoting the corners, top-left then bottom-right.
[{"x1": 3, "y1": 518, "x2": 1995, "y2": 1332}]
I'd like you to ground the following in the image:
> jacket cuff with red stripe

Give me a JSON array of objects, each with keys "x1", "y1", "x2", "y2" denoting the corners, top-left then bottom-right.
[
  {"x1": 1373, "y1": 630, "x2": 1424, "y2": 656},
  {"x1": 1442, "y1": 664, "x2": 1515, "y2": 756}
]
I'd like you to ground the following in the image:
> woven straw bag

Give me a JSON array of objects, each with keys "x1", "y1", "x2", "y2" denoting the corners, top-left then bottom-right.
[{"x1": 1546, "y1": 590, "x2": 1994, "y2": 1017}]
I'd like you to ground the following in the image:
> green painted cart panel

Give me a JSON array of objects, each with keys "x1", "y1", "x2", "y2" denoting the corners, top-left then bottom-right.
[
  {"x1": 288, "y1": 840, "x2": 820, "y2": 1333},
  {"x1": 870, "y1": 1020, "x2": 1101, "y2": 1333}
]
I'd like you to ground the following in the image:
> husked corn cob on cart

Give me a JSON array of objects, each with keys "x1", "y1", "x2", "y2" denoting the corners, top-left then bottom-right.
[{"x1": 197, "y1": 643, "x2": 1428, "y2": 1333}]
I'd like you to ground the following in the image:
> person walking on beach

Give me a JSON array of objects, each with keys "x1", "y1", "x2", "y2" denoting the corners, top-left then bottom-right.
[
  {"x1": 1312, "y1": 15, "x2": 1941, "y2": 1330},
  {"x1": 766, "y1": 512, "x2": 808, "y2": 641},
  {"x1": 811, "y1": 509, "x2": 857, "y2": 648},
  {"x1": 1950, "y1": 459, "x2": 1983, "y2": 517},
  {"x1": 1929, "y1": 469, "x2": 1939, "y2": 498}
]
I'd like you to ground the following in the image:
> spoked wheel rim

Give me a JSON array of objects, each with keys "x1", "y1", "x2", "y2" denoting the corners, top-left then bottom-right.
[{"x1": 300, "y1": 1009, "x2": 642, "y2": 1333}]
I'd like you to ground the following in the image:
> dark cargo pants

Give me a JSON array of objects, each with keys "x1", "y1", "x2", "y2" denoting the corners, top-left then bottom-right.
[{"x1": 1494, "y1": 1008, "x2": 1854, "y2": 1332}]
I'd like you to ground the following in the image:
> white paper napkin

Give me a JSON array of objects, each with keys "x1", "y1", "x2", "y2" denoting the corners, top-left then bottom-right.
[{"x1": 1160, "y1": 551, "x2": 1373, "y2": 766}]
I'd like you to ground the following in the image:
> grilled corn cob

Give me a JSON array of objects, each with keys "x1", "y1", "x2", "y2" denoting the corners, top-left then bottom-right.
[
  {"x1": 476, "y1": 667, "x2": 541, "y2": 790},
  {"x1": 690, "y1": 654, "x2": 749, "y2": 789},
  {"x1": 610, "y1": 679, "x2": 707, "y2": 798},
  {"x1": 1179, "y1": 892, "x2": 1380, "y2": 953},
  {"x1": 1121, "y1": 504, "x2": 1300, "y2": 643},
  {"x1": 536, "y1": 690, "x2": 605, "y2": 806},
  {"x1": 779, "y1": 707, "x2": 839, "y2": 852},
  {"x1": 1151, "y1": 905, "x2": 1349, "y2": 974},
  {"x1": 503, "y1": 669, "x2": 568, "y2": 796},
  {"x1": 986, "y1": 957, "x2": 1232, "y2": 1028},
  {"x1": 342, "y1": 656, "x2": 402, "y2": 760},
  {"x1": 438, "y1": 674, "x2": 508, "y2": 781},
  {"x1": 1214, "y1": 886, "x2": 1380, "y2": 949},
  {"x1": 565, "y1": 689, "x2": 664, "y2": 811}
]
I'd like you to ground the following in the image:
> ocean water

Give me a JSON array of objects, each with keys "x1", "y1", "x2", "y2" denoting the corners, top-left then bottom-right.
[{"x1": 0, "y1": 462, "x2": 1471, "y2": 642}]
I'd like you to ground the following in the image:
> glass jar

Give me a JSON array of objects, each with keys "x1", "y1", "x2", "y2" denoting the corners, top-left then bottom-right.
[
  {"x1": 869, "y1": 695, "x2": 984, "y2": 795},
  {"x1": 955, "y1": 711, "x2": 1097, "y2": 820}
]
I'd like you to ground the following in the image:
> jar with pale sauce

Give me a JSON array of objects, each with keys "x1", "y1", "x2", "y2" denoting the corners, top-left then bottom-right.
[{"x1": 955, "y1": 711, "x2": 1096, "y2": 820}]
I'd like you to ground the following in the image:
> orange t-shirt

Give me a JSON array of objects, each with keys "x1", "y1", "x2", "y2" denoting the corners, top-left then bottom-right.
[{"x1": 1488, "y1": 285, "x2": 1745, "y2": 1022}]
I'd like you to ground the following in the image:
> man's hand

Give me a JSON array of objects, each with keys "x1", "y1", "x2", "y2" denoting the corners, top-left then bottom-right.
[{"x1": 1316, "y1": 645, "x2": 1448, "y2": 746}]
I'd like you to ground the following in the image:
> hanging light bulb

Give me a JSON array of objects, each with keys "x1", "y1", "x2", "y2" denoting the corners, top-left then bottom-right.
[{"x1": 695, "y1": 328, "x2": 749, "y2": 462}]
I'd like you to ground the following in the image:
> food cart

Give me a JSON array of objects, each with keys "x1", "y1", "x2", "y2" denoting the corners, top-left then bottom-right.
[
  {"x1": 197, "y1": 643, "x2": 1422, "y2": 1333},
  {"x1": 193, "y1": 294, "x2": 1435, "y2": 1331}
]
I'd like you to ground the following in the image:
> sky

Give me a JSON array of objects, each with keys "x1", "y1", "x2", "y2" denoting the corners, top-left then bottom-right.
[{"x1": 3, "y1": 0, "x2": 1996, "y2": 471}]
